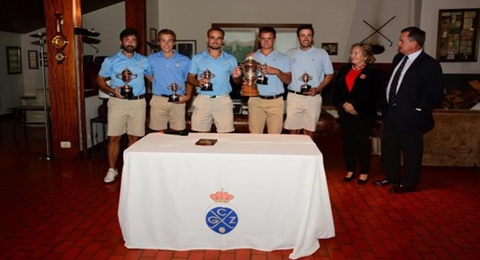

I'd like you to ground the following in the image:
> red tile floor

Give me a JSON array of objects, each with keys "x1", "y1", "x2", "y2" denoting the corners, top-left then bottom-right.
[{"x1": 0, "y1": 118, "x2": 479, "y2": 259}]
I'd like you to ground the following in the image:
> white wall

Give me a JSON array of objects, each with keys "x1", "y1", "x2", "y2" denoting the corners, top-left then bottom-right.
[
  {"x1": 155, "y1": 0, "x2": 356, "y2": 62},
  {"x1": 346, "y1": 0, "x2": 411, "y2": 62},
  {"x1": 82, "y1": 2, "x2": 126, "y2": 56},
  {"x1": 152, "y1": 0, "x2": 413, "y2": 63},
  {"x1": 0, "y1": 31, "x2": 24, "y2": 114},
  {"x1": 21, "y1": 28, "x2": 49, "y2": 96},
  {"x1": 152, "y1": 0, "x2": 479, "y2": 69},
  {"x1": 421, "y1": 0, "x2": 479, "y2": 74}
]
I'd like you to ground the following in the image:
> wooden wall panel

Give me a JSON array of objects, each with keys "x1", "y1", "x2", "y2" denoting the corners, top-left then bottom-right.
[
  {"x1": 125, "y1": 0, "x2": 146, "y2": 55},
  {"x1": 44, "y1": 0, "x2": 84, "y2": 159}
]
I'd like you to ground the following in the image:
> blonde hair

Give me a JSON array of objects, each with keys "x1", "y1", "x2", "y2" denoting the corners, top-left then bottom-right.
[{"x1": 351, "y1": 43, "x2": 376, "y2": 63}]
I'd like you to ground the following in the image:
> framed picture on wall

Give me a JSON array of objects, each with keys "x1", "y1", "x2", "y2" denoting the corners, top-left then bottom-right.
[
  {"x1": 28, "y1": 50, "x2": 38, "y2": 69},
  {"x1": 321, "y1": 43, "x2": 338, "y2": 55},
  {"x1": 149, "y1": 28, "x2": 157, "y2": 43},
  {"x1": 436, "y1": 8, "x2": 480, "y2": 62},
  {"x1": 6, "y1": 46, "x2": 22, "y2": 74},
  {"x1": 175, "y1": 40, "x2": 196, "y2": 59}
]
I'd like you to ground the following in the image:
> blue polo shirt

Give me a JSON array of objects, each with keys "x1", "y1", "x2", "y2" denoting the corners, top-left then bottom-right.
[
  {"x1": 286, "y1": 47, "x2": 333, "y2": 92},
  {"x1": 98, "y1": 50, "x2": 152, "y2": 96},
  {"x1": 188, "y1": 49, "x2": 238, "y2": 96},
  {"x1": 148, "y1": 51, "x2": 190, "y2": 95},
  {"x1": 252, "y1": 49, "x2": 291, "y2": 96}
]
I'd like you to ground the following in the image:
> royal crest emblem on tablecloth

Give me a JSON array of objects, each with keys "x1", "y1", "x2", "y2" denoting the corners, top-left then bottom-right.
[{"x1": 205, "y1": 190, "x2": 238, "y2": 234}]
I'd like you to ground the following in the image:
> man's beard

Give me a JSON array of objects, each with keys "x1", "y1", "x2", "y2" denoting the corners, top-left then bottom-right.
[
  {"x1": 122, "y1": 45, "x2": 136, "y2": 53},
  {"x1": 209, "y1": 45, "x2": 221, "y2": 50},
  {"x1": 301, "y1": 41, "x2": 313, "y2": 48}
]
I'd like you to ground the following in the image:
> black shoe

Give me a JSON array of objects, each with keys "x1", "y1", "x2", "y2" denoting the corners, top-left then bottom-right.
[
  {"x1": 373, "y1": 179, "x2": 396, "y2": 186},
  {"x1": 389, "y1": 184, "x2": 415, "y2": 194},
  {"x1": 343, "y1": 172, "x2": 356, "y2": 182},
  {"x1": 357, "y1": 174, "x2": 369, "y2": 185}
]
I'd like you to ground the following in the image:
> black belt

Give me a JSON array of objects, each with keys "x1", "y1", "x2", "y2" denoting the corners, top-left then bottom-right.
[
  {"x1": 288, "y1": 89, "x2": 320, "y2": 95},
  {"x1": 160, "y1": 94, "x2": 172, "y2": 98},
  {"x1": 201, "y1": 95, "x2": 226, "y2": 98},
  {"x1": 118, "y1": 94, "x2": 145, "y2": 100},
  {"x1": 258, "y1": 94, "x2": 283, "y2": 99}
]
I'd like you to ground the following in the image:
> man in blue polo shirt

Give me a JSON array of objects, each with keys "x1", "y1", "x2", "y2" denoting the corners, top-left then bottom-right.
[
  {"x1": 148, "y1": 28, "x2": 192, "y2": 133},
  {"x1": 187, "y1": 27, "x2": 242, "y2": 133},
  {"x1": 249, "y1": 26, "x2": 291, "y2": 134},
  {"x1": 285, "y1": 24, "x2": 333, "y2": 138},
  {"x1": 97, "y1": 28, "x2": 152, "y2": 183}
]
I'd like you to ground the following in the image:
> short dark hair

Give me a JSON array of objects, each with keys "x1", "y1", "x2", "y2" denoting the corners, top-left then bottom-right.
[
  {"x1": 259, "y1": 26, "x2": 276, "y2": 38},
  {"x1": 120, "y1": 28, "x2": 138, "y2": 40},
  {"x1": 401, "y1": 26, "x2": 425, "y2": 47},
  {"x1": 158, "y1": 28, "x2": 176, "y2": 42},
  {"x1": 207, "y1": 27, "x2": 225, "y2": 38},
  {"x1": 296, "y1": 24, "x2": 315, "y2": 37}
]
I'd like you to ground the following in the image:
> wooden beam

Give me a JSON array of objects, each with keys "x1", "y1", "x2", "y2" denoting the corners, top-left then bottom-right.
[
  {"x1": 43, "y1": 0, "x2": 84, "y2": 159},
  {"x1": 125, "y1": 0, "x2": 146, "y2": 55}
]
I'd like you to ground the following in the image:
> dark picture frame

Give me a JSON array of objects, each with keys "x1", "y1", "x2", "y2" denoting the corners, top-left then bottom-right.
[
  {"x1": 28, "y1": 50, "x2": 38, "y2": 69},
  {"x1": 174, "y1": 40, "x2": 196, "y2": 59},
  {"x1": 322, "y1": 42, "x2": 338, "y2": 55},
  {"x1": 436, "y1": 8, "x2": 480, "y2": 62},
  {"x1": 149, "y1": 28, "x2": 157, "y2": 42},
  {"x1": 6, "y1": 46, "x2": 22, "y2": 74}
]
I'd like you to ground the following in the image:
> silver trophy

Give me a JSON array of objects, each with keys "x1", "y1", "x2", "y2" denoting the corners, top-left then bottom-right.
[
  {"x1": 299, "y1": 72, "x2": 312, "y2": 95},
  {"x1": 168, "y1": 82, "x2": 181, "y2": 102},
  {"x1": 239, "y1": 56, "x2": 265, "y2": 96},
  {"x1": 199, "y1": 69, "x2": 215, "y2": 91},
  {"x1": 116, "y1": 68, "x2": 138, "y2": 99}
]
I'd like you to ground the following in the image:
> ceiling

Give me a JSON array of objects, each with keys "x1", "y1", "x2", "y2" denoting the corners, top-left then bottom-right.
[{"x1": 0, "y1": 0, "x2": 124, "y2": 34}]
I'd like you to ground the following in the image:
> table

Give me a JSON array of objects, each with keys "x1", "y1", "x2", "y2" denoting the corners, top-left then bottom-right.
[
  {"x1": 118, "y1": 133, "x2": 335, "y2": 259},
  {"x1": 9, "y1": 105, "x2": 50, "y2": 131}
]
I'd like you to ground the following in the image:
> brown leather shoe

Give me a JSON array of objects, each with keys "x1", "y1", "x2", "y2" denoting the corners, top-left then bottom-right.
[
  {"x1": 373, "y1": 179, "x2": 396, "y2": 186},
  {"x1": 389, "y1": 185, "x2": 415, "y2": 194}
]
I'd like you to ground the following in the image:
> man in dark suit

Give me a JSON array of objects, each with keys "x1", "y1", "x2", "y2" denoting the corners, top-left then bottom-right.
[{"x1": 373, "y1": 27, "x2": 443, "y2": 194}]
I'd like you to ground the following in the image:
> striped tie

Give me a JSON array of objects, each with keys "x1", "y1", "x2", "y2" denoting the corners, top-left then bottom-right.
[{"x1": 388, "y1": 56, "x2": 408, "y2": 106}]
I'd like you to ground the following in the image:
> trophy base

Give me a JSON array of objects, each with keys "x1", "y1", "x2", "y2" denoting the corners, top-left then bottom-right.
[
  {"x1": 120, "y1": 87, "x2": 134, "y2": 99},
  {"x1": 201, "y1": 83, "x2": 213, "y2": 91},
  {"x1": 168, "y1": 96, "x2": 180, "y2": 102},
  {"x1": 240, "y1": 84, "x2": 259, "y2": 97},
  {"x1": 300, "y1": 85, "x2": 312, "y2": 95}
]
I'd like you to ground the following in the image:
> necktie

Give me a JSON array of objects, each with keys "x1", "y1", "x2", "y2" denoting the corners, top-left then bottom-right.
[{"x1": 388, "y1": 56, "x2": 408, "y2": 106}]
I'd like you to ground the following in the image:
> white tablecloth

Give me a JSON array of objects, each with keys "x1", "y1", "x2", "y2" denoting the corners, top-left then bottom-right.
[{"x1": 118, "y1": 133, "x2": 335, "y2": 259}]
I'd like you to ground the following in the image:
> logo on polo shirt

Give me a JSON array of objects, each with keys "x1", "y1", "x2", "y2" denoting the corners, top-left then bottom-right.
[{"x1": 205, "y1": 189, "x2": 238, "y2": 234}]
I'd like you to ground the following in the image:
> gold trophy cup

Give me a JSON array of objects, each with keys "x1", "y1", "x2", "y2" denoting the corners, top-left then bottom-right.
[
  {"x1": 168, "y1": 82, "x2": 181, "y2": 102},
  {"x1": 199, "y1": 69, "x2": 215, "y2": 91},
  {"x1": 239, "y1": 56, "x2": 265, "y2": 96},
  {"x1": 116, "y1": 68, "x2": 138, "y2": 99},
  {"x1": 299, "y1": 72, "x2": 313, "y2": 95}
]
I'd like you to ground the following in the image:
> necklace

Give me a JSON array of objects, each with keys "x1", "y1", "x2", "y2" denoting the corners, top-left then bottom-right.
[{"x1": 352, "y1": 63, "x2": 366, "y2": 71}]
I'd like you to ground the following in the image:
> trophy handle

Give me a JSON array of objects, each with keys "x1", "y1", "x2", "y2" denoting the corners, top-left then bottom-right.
[{"x1": 257, "y1": 67, "x2": 266, "y2": 82}]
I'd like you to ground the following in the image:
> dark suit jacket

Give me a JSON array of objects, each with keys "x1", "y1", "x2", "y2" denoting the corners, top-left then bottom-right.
[
  {"x1": 333, "y1": 63, "x2": 381, "y2": 119},
  {"x1": 382, "y1": 52, "x2": 443, "y2": 133}
]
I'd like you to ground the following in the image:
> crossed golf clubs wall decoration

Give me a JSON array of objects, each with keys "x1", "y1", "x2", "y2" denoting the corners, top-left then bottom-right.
[{"x1": 361, "y1": 16, "x2": 396, "y2": 47}]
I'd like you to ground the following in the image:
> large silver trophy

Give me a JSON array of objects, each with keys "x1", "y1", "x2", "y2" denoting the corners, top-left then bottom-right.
[
  {"x1": 299, "y1": 72, "x2": 313, "y2": 95},
  {"x1": 199, "y1": 69, "x2": 215, "y2": 91},
  {"x1": 168, "y1": 82, "x2": 181, "y2": 102},
  {"x1": 239, "y1": 56, "x2": 265, "y2": 96},
  {"x1": 116, "y1": 68, "x2": 138, "y2": 99}
]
